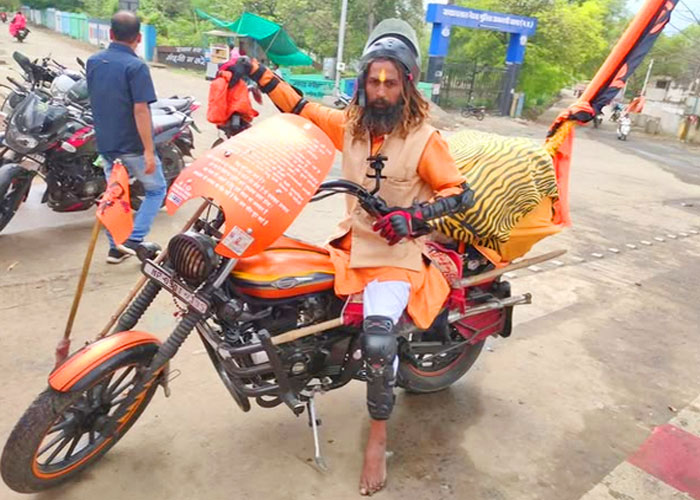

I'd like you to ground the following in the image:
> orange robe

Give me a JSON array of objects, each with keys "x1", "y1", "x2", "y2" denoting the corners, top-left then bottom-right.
[{"x1": 258, "y1": 67, "x2": 464, "y2": 328}]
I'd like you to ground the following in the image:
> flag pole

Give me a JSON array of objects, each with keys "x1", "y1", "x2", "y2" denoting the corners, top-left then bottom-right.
[{"x1": 55, "y1": 218, "x2": 102, "y2": 368}]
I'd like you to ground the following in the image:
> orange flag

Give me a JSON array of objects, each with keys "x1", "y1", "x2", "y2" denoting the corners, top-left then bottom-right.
[{"x1": 96, "y1": 160, "x2": 133, "y2": 245}]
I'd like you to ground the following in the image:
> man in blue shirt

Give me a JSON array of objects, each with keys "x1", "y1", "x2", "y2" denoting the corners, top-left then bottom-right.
[{"x1": 87, "y1": 11, "x2": 166, "y2": 264}]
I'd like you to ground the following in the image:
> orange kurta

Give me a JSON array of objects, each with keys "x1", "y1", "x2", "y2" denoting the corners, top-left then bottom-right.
[{"x1": 258, "y1": 66, "x2": 464, "y2": 328}]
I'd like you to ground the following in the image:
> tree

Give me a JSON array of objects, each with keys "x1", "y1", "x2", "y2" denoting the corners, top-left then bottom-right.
[{"x1": 447, "y1": 0, "x2": 628, "y2": 106}]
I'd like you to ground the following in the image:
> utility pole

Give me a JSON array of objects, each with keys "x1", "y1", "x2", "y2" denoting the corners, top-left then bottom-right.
[
  {"x1": 334, "y1": 0, "x2": 349, "y2": 97},
  {"x1": 642, "y1": 58, "x2": 655, "y2": 95}
]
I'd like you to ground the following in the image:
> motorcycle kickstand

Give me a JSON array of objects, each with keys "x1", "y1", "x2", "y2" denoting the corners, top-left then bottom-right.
[{"x1": 306, "y1": 396, "x2": 329, "y2": 472}]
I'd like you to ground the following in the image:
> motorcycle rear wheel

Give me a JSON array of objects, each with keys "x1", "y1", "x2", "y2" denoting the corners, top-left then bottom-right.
[
  {"x1": 397, "y1": 327, "x2": 485, "y2": 394},
  {"x1": 0, "y1": 165, "x2": 32, "y2": 233},
  {"x1": 1, "y1": 352, "x2": 160, "y2": 493}
]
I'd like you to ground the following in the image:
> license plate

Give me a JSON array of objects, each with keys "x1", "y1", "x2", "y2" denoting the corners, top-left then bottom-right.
[{"x1": 142, "y1": 261, "x2": 209, "y2": 314}]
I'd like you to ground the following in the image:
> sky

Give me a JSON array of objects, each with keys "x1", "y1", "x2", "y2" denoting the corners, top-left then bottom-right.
[{"x1": 628, "y1": 0, "x2": 698, "y2": 33}]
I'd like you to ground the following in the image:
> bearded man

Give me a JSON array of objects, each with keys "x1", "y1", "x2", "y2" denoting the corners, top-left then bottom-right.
[{"x1": 234, "y1": 19, "x2": 472, "y2": 495}]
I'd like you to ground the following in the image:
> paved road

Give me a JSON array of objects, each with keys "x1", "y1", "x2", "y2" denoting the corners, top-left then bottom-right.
[
  {"x1": 580, "y1": 122, "x2": 700, "y2": 187},
  {"x1": 2, "y1": 27, "x2": 700, "y2": 500}
]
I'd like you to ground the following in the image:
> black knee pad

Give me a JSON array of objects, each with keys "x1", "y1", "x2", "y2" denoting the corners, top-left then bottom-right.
[{"x1": 362, "y1": 315, "x2": 397, "y2": 420}]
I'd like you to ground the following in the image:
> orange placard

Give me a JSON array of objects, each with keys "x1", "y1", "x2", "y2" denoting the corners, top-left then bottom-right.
[
  {"x1": 97, "y1": 160, "x2": 133, "y2": 245},
  {"x1": 166, "y1": 114, "x2": 336, "y2": 258}
]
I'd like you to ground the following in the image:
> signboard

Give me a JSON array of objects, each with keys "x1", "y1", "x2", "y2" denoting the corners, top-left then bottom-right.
[
  {"x1": 156, "y1": 46, "x2": 207, "y2": 70},
  {"x1": 426, "y1": 4, "x2": 537, "y2": 36},
  {"x1": 166, "y1": 115, "x2": 336, "y2": 259}
]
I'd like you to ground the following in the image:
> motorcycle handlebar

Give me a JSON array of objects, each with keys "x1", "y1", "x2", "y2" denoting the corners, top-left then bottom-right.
[
  {"x1": 313, "y1": 179, "x2": 390, "y2": 218},
  {"x1": 7, "y1": 76, "x2": 27, "y2": 92}
]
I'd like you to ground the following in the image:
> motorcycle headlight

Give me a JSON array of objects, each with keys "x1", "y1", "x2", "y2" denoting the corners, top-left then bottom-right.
[
  {"x1": 5, "y1": 127, "x2": 39, "y2": 154},
  {"x1": 167, "y1": 231, "x2": 221, "y2": 285}
]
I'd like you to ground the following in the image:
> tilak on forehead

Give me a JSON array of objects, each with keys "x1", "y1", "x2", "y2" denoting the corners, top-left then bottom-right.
[{"x1": 379, "y1": 68, "x2": 386, "y2": 83}]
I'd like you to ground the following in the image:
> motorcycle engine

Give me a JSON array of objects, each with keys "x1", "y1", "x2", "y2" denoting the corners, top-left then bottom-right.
[{"x1": 45, "y1": 154, "x2": 105, "y2": 211}]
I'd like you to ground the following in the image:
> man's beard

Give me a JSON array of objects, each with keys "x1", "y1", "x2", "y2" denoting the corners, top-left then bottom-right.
[{"x1": 361, "y1": 98, "x2": 404, "y2": 137}]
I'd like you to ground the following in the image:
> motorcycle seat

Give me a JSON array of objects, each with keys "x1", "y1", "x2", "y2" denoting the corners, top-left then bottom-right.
[
  {"x1": 152, "y1": 114, "x2": 184, "y2": 134},
  {"x1": 152, "y1": 98, "x2": 191, "y2": 111}
]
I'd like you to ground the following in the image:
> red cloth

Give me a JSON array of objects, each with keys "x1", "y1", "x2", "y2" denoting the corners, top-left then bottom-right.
[
  {"x1": 206, "y1": 71, "x2": 258, "y2": 126},
  {"x1": 9, "y1": 13, "x2": 26, "y2": 37}
]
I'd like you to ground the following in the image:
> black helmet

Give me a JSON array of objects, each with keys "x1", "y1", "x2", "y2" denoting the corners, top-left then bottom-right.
[
  {"x1": 356, "y1": 19, "x2": 421, "y2": 107},
  {"x1": 360, "y1": 19, "x2": 421, "y2": 82}
]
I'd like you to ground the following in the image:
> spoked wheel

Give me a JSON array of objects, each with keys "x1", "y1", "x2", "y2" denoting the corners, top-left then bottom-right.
[
  {"x1": 1, "y1": 355, "x2": 160, "y2": 493},
  {"x1": 397, "y1": 326, "x2": 485, "y2": 394}
]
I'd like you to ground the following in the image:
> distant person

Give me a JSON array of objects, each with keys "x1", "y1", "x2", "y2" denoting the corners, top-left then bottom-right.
[
  {"x1": 86, "y1": 10, "x2": 166, "y2": 264},
  {"x1": 227, "y1": 42, "x2": 240, "y2": 61},
  {"x1": 9, "y1": 10, "x2": 26, "y2": 37}
]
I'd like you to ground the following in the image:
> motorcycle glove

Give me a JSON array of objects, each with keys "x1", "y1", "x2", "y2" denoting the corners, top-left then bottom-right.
[
  {"x1": 372, "y1": 183, "x2": 475, "y2": 246},
  {"x1": 243, "y1": 57, "x2": 308, "y2": 114}
]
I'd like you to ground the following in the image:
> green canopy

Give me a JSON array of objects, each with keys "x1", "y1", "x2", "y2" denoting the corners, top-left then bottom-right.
[{"x1": 195, "y1": 9, "x2": 313, "y2": 67}]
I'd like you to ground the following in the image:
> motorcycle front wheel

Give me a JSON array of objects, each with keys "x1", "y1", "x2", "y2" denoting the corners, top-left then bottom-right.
[
  {"x1": 0, "y1": 165, "x2": 32, "y2": 233},
  {"x1": 0, "y1": 350, "x2": 160, "y2": 493}
]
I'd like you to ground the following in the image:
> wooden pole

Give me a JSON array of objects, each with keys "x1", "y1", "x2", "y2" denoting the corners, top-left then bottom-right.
[
  {"x1": 271, "y1": 317, "x2": 344, "y2": 345},
  {"x1": 55, "y1": 218, "x2": 102, "y2": 367},
  {"x1": 457, "y1": 249, "x2": 567, "y2": 288}
]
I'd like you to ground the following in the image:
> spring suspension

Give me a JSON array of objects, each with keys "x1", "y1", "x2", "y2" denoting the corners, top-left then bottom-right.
[
  {"x1": 149, "y1": 312, "x2": 201, "y2": 369},
  {"x1": 114, "y1": 280, "x2": 162, "y2": 333}
]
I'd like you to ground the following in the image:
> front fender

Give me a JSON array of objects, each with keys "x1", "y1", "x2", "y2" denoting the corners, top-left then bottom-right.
[{"x1": 49, "y1": 331, "x2": 161, "y2": 393}]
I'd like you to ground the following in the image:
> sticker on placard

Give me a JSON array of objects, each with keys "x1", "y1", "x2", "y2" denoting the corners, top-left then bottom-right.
[{"x1": 222, "y1": 226, "x2": 255, "y2": 256}]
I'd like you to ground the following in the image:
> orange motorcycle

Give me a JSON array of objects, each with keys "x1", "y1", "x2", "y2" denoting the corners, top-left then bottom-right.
[{"x1": 1, "y1": 115, "x2": 535, "y2": 493}]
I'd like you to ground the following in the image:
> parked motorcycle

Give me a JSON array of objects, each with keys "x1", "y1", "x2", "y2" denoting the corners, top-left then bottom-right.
[
  {"x1": 334, "y1": 92, "x2": 352, "y2": 109},
  {"x1": 0, "y1": 82, "x2": 193, "y2": 232},
  {"x1": 461, "y1": 104, "x2": 486, "y2": 121},
  {"x1": 617, "y1": 115, "x2": 631, "y2": 141},
  {"x1": 0, "y1": 115, "x2": 538, "y2": 493}
]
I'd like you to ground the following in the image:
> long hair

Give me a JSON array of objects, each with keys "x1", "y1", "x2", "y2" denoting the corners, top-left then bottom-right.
[{"x1": 346, "y1": 61, "x2": 430, "y2": 140}]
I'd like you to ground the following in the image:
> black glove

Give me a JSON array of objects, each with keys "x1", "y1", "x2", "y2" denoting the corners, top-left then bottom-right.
[
  {"x1": 372, "y1": 206, "x2": 431, "y2": 246},
  {"x1": 372, "y1": 183, "x2": 474, "y2": 246}
]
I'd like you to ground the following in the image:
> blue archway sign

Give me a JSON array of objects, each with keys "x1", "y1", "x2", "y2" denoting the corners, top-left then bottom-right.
[{"x1": 425, "y1": 3, "x2": 537, "y2": 115}]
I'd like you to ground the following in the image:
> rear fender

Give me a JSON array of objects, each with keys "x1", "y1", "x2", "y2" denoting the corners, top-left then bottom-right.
[{"x1": 49, "y1": 331, "x2": 161, "y2": 393}]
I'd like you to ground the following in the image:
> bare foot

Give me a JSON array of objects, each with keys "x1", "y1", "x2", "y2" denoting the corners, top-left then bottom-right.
[{"x1": 359, "y1": 419, "x2": 387, "y2": 496}]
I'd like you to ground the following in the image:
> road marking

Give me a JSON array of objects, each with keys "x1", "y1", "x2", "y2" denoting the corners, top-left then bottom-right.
[
  {"x1": 628, "y1": 424, "x2": 700, "y2": 499},
  {"x1": 641, "y1": 240, "x2": 653, "y2": 246},
  {"x1": 579, "y1": 395, "x2": 700, "y2": 500},
  {"x1": 655, "y1": 236, "x2": 666, "y2": 242},
  {"x1": 626, "y1": 243, "x2": 638, "y2": 249}
]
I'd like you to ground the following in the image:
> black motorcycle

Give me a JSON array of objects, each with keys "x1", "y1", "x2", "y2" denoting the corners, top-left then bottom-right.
[
  {"x1": 0, "y1": 83, "x2": 193, "y2": 232},
  {"x1": 461, "y1": 104, "x2": 486, "y2": 120}
]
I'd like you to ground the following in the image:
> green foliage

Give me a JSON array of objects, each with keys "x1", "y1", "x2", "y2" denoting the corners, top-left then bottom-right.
[
  {"x1": 450, "y1": 0, "x2": 629, "y2": 107},
  {"x1": 0, "y1": 0, "x2": 21, "y2": 11},
  {"x1": 83, "y1": 0, "x2": 118, "y2": 18},
  {"x1": 626, "y1": 25, "x2": 700, "y2": 95},
  {"x1": 22, "y1": 0, "x2": 82, "y2": 10}
]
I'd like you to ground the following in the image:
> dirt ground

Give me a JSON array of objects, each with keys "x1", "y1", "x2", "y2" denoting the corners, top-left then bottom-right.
[{"x1": 1, "y1": 26, "x2": 700, "y2": 500}]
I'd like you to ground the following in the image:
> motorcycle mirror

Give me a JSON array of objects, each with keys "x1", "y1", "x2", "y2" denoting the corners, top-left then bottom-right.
[{"x1": 76, "y1": 57, "x2": 85, "y2": 69}]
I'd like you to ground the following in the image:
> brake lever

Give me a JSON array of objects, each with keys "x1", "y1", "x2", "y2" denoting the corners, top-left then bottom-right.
[{"x1": 357, "y1": 190, "x2": 390, "y2": 218}]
